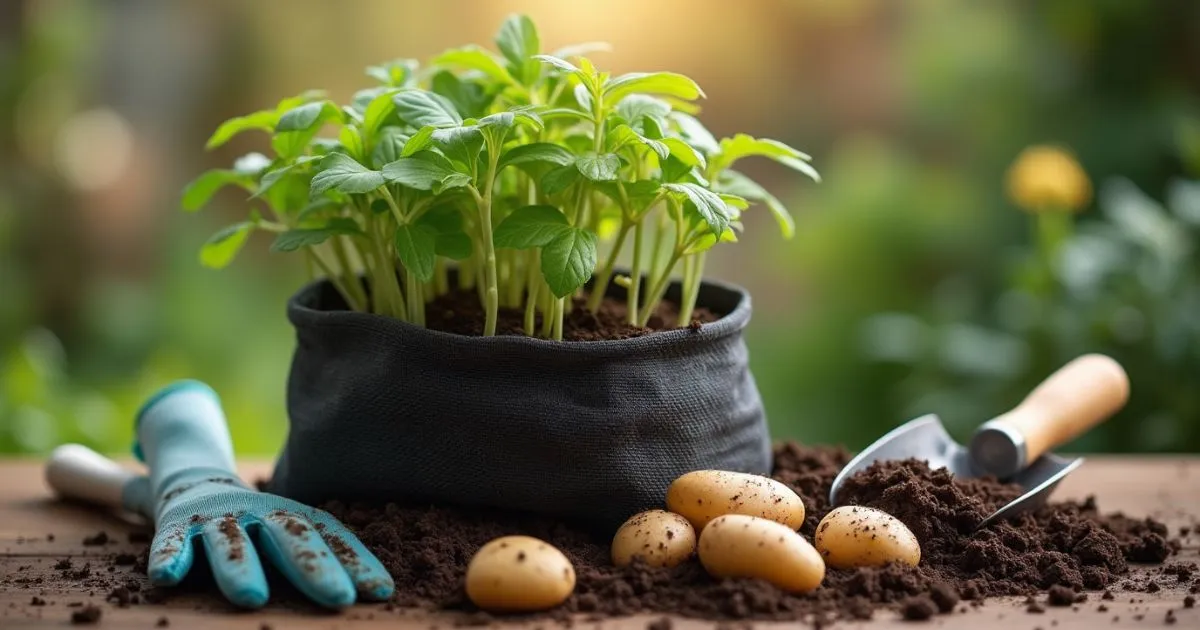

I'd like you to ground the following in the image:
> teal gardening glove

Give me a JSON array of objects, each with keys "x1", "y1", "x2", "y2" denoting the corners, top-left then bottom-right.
[{"x1": 134, "y1": 380, "x2": 394, "y2": 608}]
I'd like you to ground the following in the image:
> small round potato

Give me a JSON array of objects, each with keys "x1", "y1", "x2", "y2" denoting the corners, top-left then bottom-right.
[
  {"x1": 814, "y1": 506, "x2": 921, "y2": 569},
  {"x1": 611, "y1": 510, "x2": 697, "y2": 568},
  {"x1": 667, "y1": 470, "x2": 805, "y2": 531},
  {"x1": 465, "y1": 535, "x2": 575, "y2": 612},
  {"x1": 698, "y1": 514, "x2": 825, "y2": 593}
]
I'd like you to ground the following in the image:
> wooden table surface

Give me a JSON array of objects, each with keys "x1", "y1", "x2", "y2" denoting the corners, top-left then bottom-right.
[{"x1": 1, "y1": 457, "x2": 1197, "y2": 629}]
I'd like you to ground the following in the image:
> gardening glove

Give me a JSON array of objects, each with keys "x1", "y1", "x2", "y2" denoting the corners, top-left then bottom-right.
[
  {"x1": 135, "y1": 380, "x2": 395, "y2": 608},
  {"x1": 46, "y1": 380, "x2": 394, "y2": 609}
]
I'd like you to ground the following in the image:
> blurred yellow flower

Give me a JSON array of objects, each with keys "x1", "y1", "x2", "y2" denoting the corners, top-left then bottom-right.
[{"x1": 1005, "y1": 145, "x2": 1092, "y2": 212}]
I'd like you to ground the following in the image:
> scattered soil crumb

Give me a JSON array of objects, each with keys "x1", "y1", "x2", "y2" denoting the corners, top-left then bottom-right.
[
  {"x1": 81, "y1": 531, "x2": 109, "y2": 546},
  {"x1": 1047, "y1": 585, "x2": 1076, "y2": 607},
  {"x1": 70, "y1": 604, "x2": 102, "y2": 624},
  {"x1": 646, "y1": 617, "x2": 672, "y2": 630},
  {"x1": 900, "y1": 596, "x2": 937, "y2": 621}
]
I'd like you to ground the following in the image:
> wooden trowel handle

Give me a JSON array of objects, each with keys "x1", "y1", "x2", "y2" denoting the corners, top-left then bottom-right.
[{"x1": 971, "y1": 354, "x2": 1129, "y2": 478}]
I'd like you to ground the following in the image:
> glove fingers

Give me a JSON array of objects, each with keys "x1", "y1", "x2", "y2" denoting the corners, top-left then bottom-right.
[
  {"x1": 200, "y1": 516, "x2": 269, "y2": 609},
  {"x1": 148, "y1": 523, "x2": 195, "y2": 587},
  {"x1": 308, "y1": 510, "x2": 395, "y2": 601},
  {"x1": 255, "y1": 511, "x2": 356, "y2": 609}
]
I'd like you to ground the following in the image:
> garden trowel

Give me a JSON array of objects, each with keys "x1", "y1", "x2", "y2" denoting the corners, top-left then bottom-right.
[{"x1": 829, "y1": 354, "x2": 1129, "y2": 528}]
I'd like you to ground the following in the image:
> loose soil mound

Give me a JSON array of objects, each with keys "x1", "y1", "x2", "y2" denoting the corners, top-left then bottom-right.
[{"x1": 319, "y1": 443, "x2": 1182, "y2": 625}]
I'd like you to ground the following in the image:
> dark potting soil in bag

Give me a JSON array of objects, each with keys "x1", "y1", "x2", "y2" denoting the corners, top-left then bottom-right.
[{"x1": 270, "y1": 278, "x2": 770, "y2": 527}]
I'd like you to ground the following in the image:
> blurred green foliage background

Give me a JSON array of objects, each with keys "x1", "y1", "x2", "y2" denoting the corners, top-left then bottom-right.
[{"x1": 1, "y1": 0, "x2": 1198, "y2": 456}]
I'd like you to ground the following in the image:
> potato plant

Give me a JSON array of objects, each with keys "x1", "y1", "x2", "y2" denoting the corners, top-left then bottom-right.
[{"x1": 183, "y1": 15, "x2": 818, "y2": 340}]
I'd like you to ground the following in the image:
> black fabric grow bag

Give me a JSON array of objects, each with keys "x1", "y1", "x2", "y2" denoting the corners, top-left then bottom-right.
[{"x1": 270, "y1": 277, "x2": 770, "y2": 527}]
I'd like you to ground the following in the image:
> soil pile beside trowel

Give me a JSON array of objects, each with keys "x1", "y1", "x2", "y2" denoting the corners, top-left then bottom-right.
[{"x1": 321, "y1": 442, "x2": 1183, "y2": 625}]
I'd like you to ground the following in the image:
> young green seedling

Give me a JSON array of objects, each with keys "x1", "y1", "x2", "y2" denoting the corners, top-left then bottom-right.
[{"x1": 182, "y1": 14, "x2": 818, "y2": 340}]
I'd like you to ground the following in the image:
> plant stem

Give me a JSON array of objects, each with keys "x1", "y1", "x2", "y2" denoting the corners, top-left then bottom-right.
[
  {"x1": 650, "y1": 207, "x2": 670, "y2": 275},
  {"x1": 552, "y1": 296, "x2": 565, "y2": 341},
  {"x1": 627, "y1": 221, "x2": 645, "y2": 326},
  {"x1": 406, "y1": 269, "x2": 424, "y2": 327},
  {"x1": 540, "y1": 285, "x2": 554, "y2": 338},
  {"x1": 475, "y1": 155, "x2": 501, "y2": 335},
  {"x1": 677, "y1": 251, "x2": 706, "y2": 326},
  {"x1": 307, "y1": 249, "x2": 362, "y2": 312},
  {"x1": 458, "y1": 258, "x2": 475, "y2": 291},
  {"x1": 330, "y1": 237, "x2": 368, "y2": 311},
  {"x1": 505, "y1": 250, "x2": 525, "y2": 307},
  {"x1": 638, "y1": 250, "x2": 682, "y2": 327},
  {"x1": 524, "y1": 250, "x2": 540, "y2": 334},
  {"x1": 587, "y1": 222, "x2": 630, "y2": 312}
]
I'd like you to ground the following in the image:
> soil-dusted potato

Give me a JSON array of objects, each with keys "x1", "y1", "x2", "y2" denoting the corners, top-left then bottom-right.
[
  {"x1": 465, "y1": 535, "x2": 575, "y2": 612},
  {"x1": 667, "y1": 470, "x2": 805, "y2": 531},
  {"x1": 698, "y1": 514, "x2": 825, "y2": 593},
  {"x1": 611, "y1": 510, "x2": 697, "y2": 568},
  {"x1": 814, "y1": 506, "x2": 921, "y2": 569}
]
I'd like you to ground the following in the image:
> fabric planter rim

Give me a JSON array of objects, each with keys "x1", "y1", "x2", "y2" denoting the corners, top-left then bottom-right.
[{"x1": 286, "y1": 274, "x2": 753, "y2": 359}]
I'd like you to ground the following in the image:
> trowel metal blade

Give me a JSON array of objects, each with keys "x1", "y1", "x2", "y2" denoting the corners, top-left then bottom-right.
[{"x1": 828, "y1": 414, "x2": 1084, "y2": 528}]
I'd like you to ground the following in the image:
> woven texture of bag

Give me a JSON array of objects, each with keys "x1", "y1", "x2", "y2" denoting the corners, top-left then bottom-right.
[{"x1": 269, "y1": 278, "x2": 770, "y2": 527}]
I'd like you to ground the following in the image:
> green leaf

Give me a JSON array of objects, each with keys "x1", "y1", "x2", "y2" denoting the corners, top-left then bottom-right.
[
  {"x1": 712, "y1": 134, "x2": 818, "y2": 182},
  {"x1": 573, "y1": 84, "x2": 593, "y2": 111},
  {"x1": 382, "y1": 152, "x2": 460, "y2": 191},
  {"x1": 670, "y1": 112, "x2": 719, "y2": 156},
  {"x1": 431, "y1": 126, "x2": 484, "y2": 171},
  {"x1": 603, "y1": 72, "x2": 705, "y2": 104},
  {"x1": 205, "y1": 110, "x2": 276, "y2": 150},
  {"x1": 493, "y1": 205, "x2": 570, "y2": 249},
  {"x1": 608, "y1": 125, "x2": 669, "y2": 160},
  {"x1": 272, "y1": 130, "x2": 319, "y2": 161},
  {"x1": 254, "y1": 155, "x2": 320, "y2": 199},
  {"x1": 366, "y1": 58, "x2": 418, "y2": 87},
  {"x1": 532, "y1": 54, "x2": 593, "y2": 88},
  {"x1": 434, "y1": 46, "x2": 514, "y2": 84},
  {"x1": 182, "y1": 170, "x2": 252, "y2": 212},
  {"x1": 662, "y1": 182, "x2": 730, "y2": 235},
  {"x1": 434, "y1": 231, "x2": 473, "y2": 260},
  {"x1": 498, "y1": 142, "x2": 575, "y2": 172},
  {"x1": 615, "y1": 95, "x2": 671, "y2": 130},
  {"x1": 434, "y1": 173, "x2": 472, "y2": 194},
  {"x1": 371, "y1": 126, "x2": 410, "y2": 168},
  {"x1": 276, "y1": 101, "x2": 342, "y2": 132},
  {"x1": 495, "y1": 14, "x2": 540, "y2": 84},
  {"x1": 361, "y1": 89, "x2": 400, "y2": 137},
  {"x1": 593, "y1": 179, "x2": 662, "y2": 213},
  {"x1": 663, "y1": 137, "x2": 706, "y2": 170},
  {"x1": 401, "y1": 126, "x2": 435, "y2": 157},
  {"x1": 431, "y1": 71, "x2": 494, "y2": 119},
  {"x1": 310, "y1": 153, "x2": 385, "y2": 196},
  {"x1": 541, "y1": 164, "x2": 580, "y2": 196},
  {"x1": 199, "y1": 221, "x2": 255, "y2": 269},
  {"x1": 394, "y1": 223, "x2": 437, "y2": 282},
  {"x1": 683, "y1": 227, "x2": 737, "y2": 255},
  {"x1": 540, "y1": 107, "x2": 593, "y2": 123},
  {"x1": 393, "y1": 90, "x2": 463, "y2": 128},
  {"x1": 479, "y1": 109, "x2": 543, "y2": 133},
  {"x1": 576, "y1": 152, "x2": 621, "y2": 181},
  {"x1": 416, "y1": 207, "x2": 473, "y2": 260},
  {"x1": 716, "y1": 170, "x2": 794, "y2": 239},
  {"x1": 270, "y1": 217, "x2": 363, "y2": 252},
  {"x1": 541, "y1": 227, "x2": 597, "y2": 298}
]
